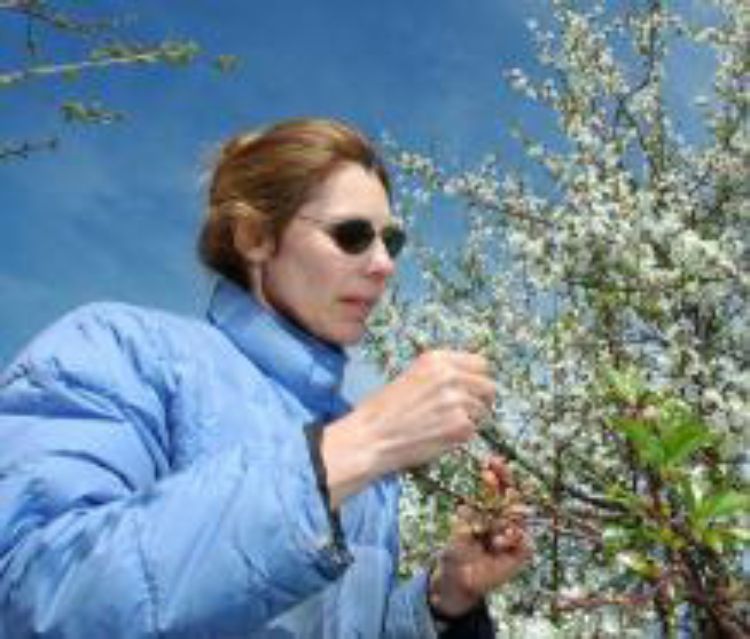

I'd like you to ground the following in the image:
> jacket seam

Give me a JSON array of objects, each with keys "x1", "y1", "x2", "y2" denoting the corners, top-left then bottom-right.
[{"x1": 132, "y1": 512, "x2": 162, "y2": 638}]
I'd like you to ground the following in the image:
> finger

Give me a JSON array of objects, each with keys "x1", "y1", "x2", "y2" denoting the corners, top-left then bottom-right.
[
  {"x1": 490, "y1": 524, "x2": 528, "y2": 553},
  {"x1": 484, "y1": 501, "x2": 532, "y2": 532},
  {"x1": 451, "y1": 519, "x2": 474, "y2": 541},
  {"x1": 459, "y1": 371, "x2": 497, "y2": 406},
  {"x1": 415, "y1": 353, "x2": 495, "y2": 403},
  {"x1": 501, "y1": 506, "x2": 532, "y2": 531},
  {"x1": 505, "y1": 501, "x2": 532, "y2": 520},
  {"x1": 462, "y1": 395, "x2": 492, "y2": 425},
  {"x1": 491, "y1": 533, "x2": 517, "y2": 553},
  {"x1": 453, "y1": 504, "x2": 478, "y2": 533},
  {"x1": 485, "y1": 515, "x2": 515, "y2": 541},
  {"x1": 452, "y1": 504, "x2": 488, "y2": 541},
  {"x1": 508, "y1": 528, "x2": 535, "y2": 561},
  {"x1": 435, "y1": 350, "x2": 491, "y2": 375}
]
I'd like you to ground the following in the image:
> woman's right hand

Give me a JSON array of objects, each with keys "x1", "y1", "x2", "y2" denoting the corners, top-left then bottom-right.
[
  {"x1": 322, "y1": 350, "x2": 496, "y2": 506},
  {"x1": 356, "y1": 349, "x2": 496, "y2": 472}
]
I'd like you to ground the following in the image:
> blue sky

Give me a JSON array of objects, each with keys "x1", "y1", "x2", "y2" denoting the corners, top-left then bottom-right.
[
  {"x1": 0, "y1": 0, "x2": 544, "y2": 373},
  {"x1": 0, "y1": 0, "x2": 715, "y2": 385}
]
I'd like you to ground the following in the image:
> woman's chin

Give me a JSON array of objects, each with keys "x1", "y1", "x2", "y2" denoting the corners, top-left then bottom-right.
[{"x1": 323, "y1": 321, "x2": 367, "y2": 347}]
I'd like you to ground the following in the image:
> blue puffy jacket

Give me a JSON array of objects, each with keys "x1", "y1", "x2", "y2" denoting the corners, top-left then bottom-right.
[{"x1": 0, "y1": 278, "x2": 438, "y2": 638}]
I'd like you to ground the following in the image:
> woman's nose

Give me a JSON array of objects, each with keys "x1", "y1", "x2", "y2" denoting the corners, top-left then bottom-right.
[{"x1": 366, "y1": 238, "x2": 396, "y2": 279}]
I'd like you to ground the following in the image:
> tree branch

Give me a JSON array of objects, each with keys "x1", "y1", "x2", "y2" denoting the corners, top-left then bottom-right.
[
  {"x1": 479, "y1": 429, "x2": 627, "y2": 513},
  {"x1": 0, "y1": 43, "x2": 199, "y2": 88},
  {"x1": 0, "y1": 137, "x2": 57, "y2": 160}
]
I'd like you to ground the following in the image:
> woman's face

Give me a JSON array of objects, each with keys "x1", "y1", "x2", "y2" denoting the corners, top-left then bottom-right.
[{"x1": 255, "y1": 162, "x2": 398, "y2": 346}]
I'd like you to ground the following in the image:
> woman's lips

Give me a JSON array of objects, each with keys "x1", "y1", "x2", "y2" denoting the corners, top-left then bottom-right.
[{"x1": 339, "y1": 297, "x2": 377, "y2": 319}]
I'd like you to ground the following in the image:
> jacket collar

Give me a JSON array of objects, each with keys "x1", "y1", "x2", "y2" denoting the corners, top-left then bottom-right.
[{"x1": 206, "y1": 278, "x2": 348, "y2": 416}]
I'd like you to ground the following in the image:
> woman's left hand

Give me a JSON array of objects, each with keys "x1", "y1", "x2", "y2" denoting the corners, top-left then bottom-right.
[{"x1": 427, "y1": 456, "x2": 534, "y2": 618}]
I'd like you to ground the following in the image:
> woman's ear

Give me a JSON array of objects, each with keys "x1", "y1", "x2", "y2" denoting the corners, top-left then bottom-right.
[{"x1": 232, "y1": 213, "x2": 275, "y2": 264}]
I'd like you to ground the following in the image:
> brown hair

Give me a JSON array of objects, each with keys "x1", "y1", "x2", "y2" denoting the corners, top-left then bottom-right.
[{"x1": 198, "y1": 117, "x2": 391, "y2": 289}]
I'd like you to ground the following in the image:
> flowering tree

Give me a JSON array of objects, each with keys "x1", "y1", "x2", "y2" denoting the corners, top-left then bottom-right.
[
  {"x1": 368, "y1": 1, "x2": 748, "y2": 636},
  {"x1": 0, "y1": 0, "x2": 237, "y2": 160}
]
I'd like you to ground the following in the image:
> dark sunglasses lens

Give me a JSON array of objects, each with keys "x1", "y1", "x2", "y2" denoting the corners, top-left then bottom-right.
[
  {"x1": 331, "y1": 220, "x2": 375, "y2": 254},
  {"x1": 382, "y1": 226, "x2": 406, "y2": 258},
  {"x1": 329, "y1": 219, "x2": 406, "y2": 258}
]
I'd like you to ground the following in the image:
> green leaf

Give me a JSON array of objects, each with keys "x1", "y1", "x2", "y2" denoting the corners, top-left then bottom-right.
[
  {"x1": 613, "y1": 417, "x2": 663, "y2": 466},
  {"x1": 677, "y1": 473, "x2": 704, "y2": 513},
  {"x1": 213, "y1": 55, "x2": 240, "y2": 73},
  {"x1": 695, "y1": 490, "x2": 750, "y2": 523},
  {"x1": 0, "y1": 72, "x2": 22, "y2": 88},
  {"x1": 699, "y1": 525, "x2": 750, "y2": 551},
  {"x1": 660, "y1": 415, "x2": 713, "y2": 468},
  {"x1": 606, "y1": 367, "x2": 646, "y2": 405},
  {"x1": 60, "y1": 101, "x2": 124, "y2": 125},
  {"x1": 616, "y1": 551, "x2": 660, "y2": 579},
  {"x1": 159, "y1": 40, "x2": 201, "y2": 66},
  {"x1": 602, "y1": 525, "x2": 634, "y2": 550},
  {"x1": 605, "y1": 485, "x2": 642, "y2": 510},
  {"x1": 724, "y1": 527, "x2": 750, "y2": 546},
  {"x1": 703, "y1": 529, "x2": 725, "y2": 553},
  {"x1": 654, "y1": 525, "x2": 683, "y2": 549}
]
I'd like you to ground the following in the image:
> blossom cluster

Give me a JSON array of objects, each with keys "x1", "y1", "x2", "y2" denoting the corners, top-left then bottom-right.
[{"x1": 370, "y1": 1, "x2": 749, "y2": 636}]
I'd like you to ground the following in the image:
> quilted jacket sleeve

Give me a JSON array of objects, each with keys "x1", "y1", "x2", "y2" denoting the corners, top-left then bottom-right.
[
  {"x1": 382, "y1": 570, "x2": 439, "y2": 638},
  {"x1": 371, "y1": 475, "x2": 436, "y2": 639},
  {"x1": 378, "y1": 479, "x2": 495, "y2": 639},
  {"x1": 0, "y1": 305, "x2": 350, "y2": 639}
]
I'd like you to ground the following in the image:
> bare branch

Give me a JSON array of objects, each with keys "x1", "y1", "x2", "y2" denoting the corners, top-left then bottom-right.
[
  {"x1": 0, "y1": 137, "x2": 57, "y2": 160},
  {"x1": 1, "y1": 0, "x2": 118, "y2": 35},
  {"x1": 0, "y1": 42, "x2": 200, "y2": 88}
]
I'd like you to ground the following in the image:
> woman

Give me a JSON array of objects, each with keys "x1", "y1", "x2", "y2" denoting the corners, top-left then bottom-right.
[{"x1": 0, "y1": 118, "x2": 531, "y2": 638}]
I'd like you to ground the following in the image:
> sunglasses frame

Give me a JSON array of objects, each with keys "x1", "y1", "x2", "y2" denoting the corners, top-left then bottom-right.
[{"x1": 297, "y1": 214, "x2": 406, "y2": 259}]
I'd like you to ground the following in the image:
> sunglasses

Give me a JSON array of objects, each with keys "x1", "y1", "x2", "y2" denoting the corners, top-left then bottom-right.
[{"x1": 297, "y1": 215, "x2": 407, "y2": 259}]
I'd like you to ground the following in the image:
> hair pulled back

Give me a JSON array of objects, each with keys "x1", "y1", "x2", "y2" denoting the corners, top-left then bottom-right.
[{"x1": 199, "y1": 117, "x2": 391, "y2": 289}]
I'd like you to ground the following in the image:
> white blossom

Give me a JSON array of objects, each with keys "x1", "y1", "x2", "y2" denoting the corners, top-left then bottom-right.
[{"x1": 375, "y1": 1, "x2": 749, "y2": 635}]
